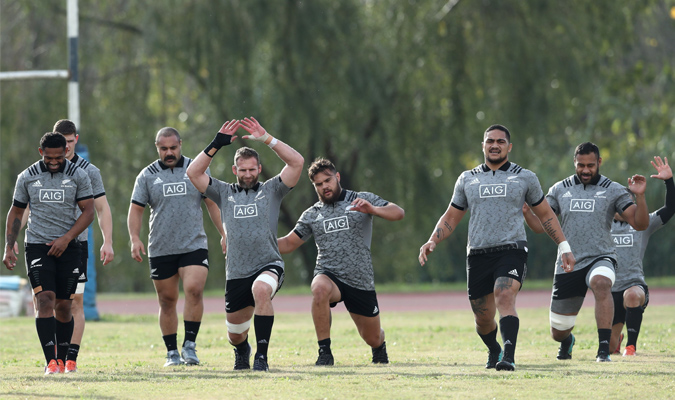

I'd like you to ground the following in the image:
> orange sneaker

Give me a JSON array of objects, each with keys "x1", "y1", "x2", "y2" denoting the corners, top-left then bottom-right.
[
  {"x1": 65, "y1": 360, "x2": 77, "y2": 373},
  {"x1": 57, "y1": 359, "x2": 65, "y2": 373},
  {"x1": 44, "y1": 359, "x2": 60, "y2": 375},
  {"x1": 613, "y1": 333, "x2": 624, "y2": 354},
  {"x1": 623, "y1": 345, "x2": 636, "y2": 356}
]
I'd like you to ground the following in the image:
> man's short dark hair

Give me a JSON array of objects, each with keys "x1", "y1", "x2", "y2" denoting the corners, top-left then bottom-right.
[
  {"x1": 234, "y1": 147, "x2": 260, "y2": 166},
  {"x1": 484, "y1": 124, "x2": 511, "y2": 142},
  {"x1": 53, "y1": 119, "x2": 77, "y2": 136},
  {"x1": 40, "y1": 132, "x2": 67, "y2": 150},
  {"x1": 574, "y1": 142, "x2": 600, "y2": 160},
  {"x1": 155, "y1": 127, "x2": 181, "y2": 143},
  {"x1": 308, "y1": 158, "x2": 337, "y2": 181}
]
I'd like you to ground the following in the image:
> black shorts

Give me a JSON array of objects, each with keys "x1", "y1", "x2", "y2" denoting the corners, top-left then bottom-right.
[
  {"x1": 25, "y1": 241, "x2": 83, "y2": 299},
  {"x1": 552, "y1": 257, "x2": 616, "y2": 301},
  {"x1": 612, "y1": 285, "x2": 650, "y2": 325},
  {"x1": 148, "y1": 248, "x2": 209, "y2": 280},
  {"x1": 322, "y1": 271, "x2": 380, "y2": 317},
  {"x1": 466, "y1": 249, "x2": 527, "y2": 300},
  {"x1": 77, "y1": 240, "x2": 89, "y2": 283},
  {"x1": 225, "y1": 266, "x2": 284, "y2": 313}
]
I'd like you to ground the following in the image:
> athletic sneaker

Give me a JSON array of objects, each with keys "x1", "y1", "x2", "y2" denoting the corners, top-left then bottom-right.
[
  {"x1": 315, "y1": 350, "x2": 334, "y2": 366},
  {"x1": 181, "y1": 340, "x2": 200, "y2": 365},
  {"x1": 495, "y1": 358, "x2": 515, "y2": 372},
  {"x1": 556, "y1": 334, "x2": 575, "y2": 360},
  {"x1": 65, "y1": 360, "x2": 77, "y2": 373},
  {"x1": 44, "y1": 359, "x2": 60, "y2": 375},
  {"x1": 57, "y1": 359, "x2": 65, "y2": 373},
  {"x1": 596, "y1": 351, "x2": 611, "y2": 362},
  {"x1": 233, "y1": 343, "x2": 251, "y2": 370},
  {"x1": 164, "y1": 349, "x2": 182, "y2": 367},
  {"x1": 623, "y1": 345, "x2": 636, "y2": 356},
  {"x1": 485, "y1": 347, "x2": 503, "y2": 369},
  {"x1": 613, "y1": 333, "x2": 624, "y2": 355},
  {"x1": 371, "y1": 341, "x2": 389, "y2": 364},
  {"x1": 252, "y1": 353, "x2": 269, "y2": 371}
]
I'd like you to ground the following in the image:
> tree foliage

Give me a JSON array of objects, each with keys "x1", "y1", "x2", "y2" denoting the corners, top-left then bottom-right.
[{"x1": 2, "y1": 0, "x2": 674, "y2": 292}]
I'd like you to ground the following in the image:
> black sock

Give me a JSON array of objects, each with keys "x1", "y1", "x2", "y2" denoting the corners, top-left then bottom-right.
[
  {"x1": 254, "y1": 315, "x2": 274, "y2": 358},
  {"x1": 318, "y1": 338, "x2": 332, "y2": 354},
  {"x1": 163, "y1": 333, "x2": 178, "y2": 352},
  {"x1": 183, "y1": 320, "x2": 201, "y2": 345},
  {"x1": 235, "y1": 336, "x2": 250, "y2": 353},
  {"x1": 55, "y1": 317, "x2": 74, "y2": 362},
  {"x1": 625, "y1": 306, "x2": 643, "y2": 348},
  {"x1": 598, "y1": 328, "x2": 611, "y2": 355},
  {"x1": 67, "y1": 344, "x2": 80, "y2": 362},
  {"x1": 478, "y1": 326, "x2": 501, "y2": 354},
  {"x1": 560, "y1": 333, "x2": 574, "y2": 346},
  {"x1": 36, "y1": 317, "x2": 56, "y2": 363},
  {"x1": 499, "y1": 316, "x2": 519, "y2": 362}
]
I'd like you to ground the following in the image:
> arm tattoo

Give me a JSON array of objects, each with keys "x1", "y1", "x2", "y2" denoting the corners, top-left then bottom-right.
[
  {"x1": 444, "y1": 221, "x2": 453, "y2": 234},
  {"x1": 5, "y1": 217, "x2": 20, "y2": 247},
  {"x1": 470, "y1": 297, "x2": 490, "y2": 317},
  {"x1": 434, "y1": 227, "x2": 445, "y2": 240},
  {"x1": 541, "y1": 217, "x2": 562, "y2": 243}
]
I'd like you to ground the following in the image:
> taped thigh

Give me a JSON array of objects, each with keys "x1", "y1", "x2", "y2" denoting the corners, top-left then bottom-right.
[
  {"x1": 226, "y1": 319, "x2": 251, "y2": 334},
  {"x1": 587, "y1": 265, "x2": 615, "y2": 287},
  {"x1": 254, "y1": 273, "x2": 278, "y2": 299},
  {"x1": 550, "y1": 311, "x2": 577, "y2": 331}
]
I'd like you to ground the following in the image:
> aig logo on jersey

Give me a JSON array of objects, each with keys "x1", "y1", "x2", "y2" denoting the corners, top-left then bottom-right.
[
  {"x1": 40, "y1": 189, "x2": 65, "y2": 202},
  {"x1": 234, "y1": 204, "x2": 258, "y2": 218},
  {"x1": 570, "y1": 199, "x2": 595, "y2": 212},
  {"x1": 323, "y1": 216, "x2": 349, "y2": 233},
  {"x1": 163, "y1": 182, "x2": 186, "y2": 196},
  {"x1": 479, "y1": 184, "x2": 507, "y2": 198},
  {"x1": 612, "y1": 234, "x2": 634, "y2": 247}
]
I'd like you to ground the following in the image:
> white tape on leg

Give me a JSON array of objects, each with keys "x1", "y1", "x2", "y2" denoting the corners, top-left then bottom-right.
[
  {"x1": 226, "y1": 319, "x2": 251, "y2": 334},
  {"x1": 254, "y1": 273, "x2": 278, "y2": 298},
  {"x1": 550, "y1": 311, "x2": 577, "y2": 331}
]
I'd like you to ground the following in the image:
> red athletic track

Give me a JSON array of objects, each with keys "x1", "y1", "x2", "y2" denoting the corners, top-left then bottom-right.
[{"x1": 97, "y1": 288, "x2": 675, "y2": 315}]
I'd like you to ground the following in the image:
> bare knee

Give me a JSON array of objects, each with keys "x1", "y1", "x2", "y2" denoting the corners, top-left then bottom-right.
[
  {"x1": 590, "y1": 276, "x2": 612, "y2": 293},
  {"x1": 251, "y1": 281, "x2": 273, "y2": 303},
  {"x1": 311, "y1": 281, "x2": 332, "y2": 304}
]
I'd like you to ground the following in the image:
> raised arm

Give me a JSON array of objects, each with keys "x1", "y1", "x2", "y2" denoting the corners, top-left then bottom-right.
[
  {"x1": 651, "y1": 156, "x2": 674, "y2": 223},
  {"x1": 239, "y1": 117, "x2": 304, "y2": 188},
  {"x1": 348, "y1": 199, "x2": 405, "y2": 221},
  {"x1": 277, "y1": 231, "x2": 306, "y2": 254},
  {"x1": 94, "y1": 195, "x2": 114, "y2": 265},
  {"x1": 621, "y1": 174, "x2": 649, "y2": 231},
  {"x1": 187, "y1": 119, "x2": 240, "y2": 193},
  {"x1": 418, "y1": 204, "x2": 467, "y2": 266},
  {"x1": 530, "y1": 198, "x2": 575, "y2": 272}
]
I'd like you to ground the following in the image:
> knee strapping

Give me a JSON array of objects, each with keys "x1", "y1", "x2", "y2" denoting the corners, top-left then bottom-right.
[
  {"x1": 550, "y1": 311, "x2": 577, "y2": 331},
  {"x1": 254, "y1": 273, "x2": 278, "y2": 298},
  {"x1": 589, "y1": 266, "x2": 615, "y2": 286},
  {"x1": 226, "y1": 319, "x2": 251, "y2": 334}
]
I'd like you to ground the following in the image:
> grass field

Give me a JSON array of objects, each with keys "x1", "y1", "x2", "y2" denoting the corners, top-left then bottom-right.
[{"x1": 1, "y1": 306, "x2": 674, "y2": 399}]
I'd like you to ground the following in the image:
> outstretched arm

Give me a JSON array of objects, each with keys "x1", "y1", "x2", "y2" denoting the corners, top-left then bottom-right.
[
  {"x1": 651, "y1": 156, "x2": 674, "y2": 224},
  {"x1": 278, "y1": 231, "x2": 305, "y2": 254},
  {"x1": 348, "y1": 199, "x2": 405, "y2": 221},
  {"x1": 418, "y1": 204, "x2": 467, "y2": 266},
  {"x1": 187, "y1": 119, "x2": 240, "y2": 193},
  {"x1": 239, "y1": 117, "x2": 304, "y2": 188},
  {"x1": 530, "y1": 198, "x2": 576, "y2": 272}
]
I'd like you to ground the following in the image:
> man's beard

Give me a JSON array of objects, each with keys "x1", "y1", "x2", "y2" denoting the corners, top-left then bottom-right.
[
  {"x1": 238, "y1": 176, "x2": 259, "y2": 189},
  {"x1": 318, "y1": 187, "x2": 341, "y2": 204}
]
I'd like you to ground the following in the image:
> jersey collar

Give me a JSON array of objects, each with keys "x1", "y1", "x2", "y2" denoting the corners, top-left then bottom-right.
[
  {"x1": 235, "y1": 182, "x2": 261, "y2": 192},
  {"x1": 573, "y1": 173, "x2": 602, "y2": 186},
  {"x1": 71, "y1": 153, "x2": 80, "y2": 164},
  {"x1": 39, "y1": 160, "x2": 66, "y2": 173},
  {"x1": 481, "y1": 161, "x2": 511, "y2": 172},
  {"x1": 158, "y1": 155, "x2": 186, "y2": 170}
]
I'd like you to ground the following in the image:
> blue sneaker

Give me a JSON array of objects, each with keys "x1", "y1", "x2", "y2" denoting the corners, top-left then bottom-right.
[
  {"x1": 485, "y1": 347, "x2": 503, "y2": 369},
  {"x1": 557, "y1": 334, "x2": 575, "y2": 360},
  {"x1": 495, "y1": 358, "x2": 515, "y2": 371}
]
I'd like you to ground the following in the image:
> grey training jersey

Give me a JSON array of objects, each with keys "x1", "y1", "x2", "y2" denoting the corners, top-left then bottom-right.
[
  {"x1": 204, "y1": 174, "x2": 291, "y2": 280},
  {"x1": 12, "y1": 159, "x2": 93, "y2": 244},
  {"x1": 293, "y1": 189, "x2": 389, "y2": 291},
  {"x1": 71, "y1": 153, "x2": 106, "y2": 242},
  {"x1": 547, "y1": 174, "x2": 633, "y2": 274},
  {"x1": 450, "y1": 162, "x2": 545, "y2": 254},
  {"x1": 611, "y1": 212, "x2": 663, "y2": 291},
  {"x1": 131, "y1": 156, "x2": 209, "y2": 257}
]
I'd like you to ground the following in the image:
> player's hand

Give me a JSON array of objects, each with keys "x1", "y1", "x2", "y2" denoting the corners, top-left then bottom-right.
[
  {"x1": 100, "y1": 242, "x2": 115, "y2": 266},
  {"x1": 418, "y1": 241, "x2": 436, "y2": 266},
  {"x1": 627, "y1": 174, "x2": 646, "y2": 195},
  {"x1": 347, "y1": 198, "x2": 375, "y2": 214},
  {"x1": 130, "y1": 239, "x2": 146, "y2": 262},
  {"x1": 650, "y1": 156, "x2": 672, "y2": 181},
  {"x1": 561, "y1": 252, "x2": 575, "y2": 273},
  {"x1": 217, "y1": 119, "x2": 240, "y2": 143},
  {"x1": 220, "y1": 236, "x2": 227, "y2": 254},
  {"x1": 46, "y1": 237, "x2": 70, "y2": 258},
  {"x1": 3, "y1": 245, "x2": 18, "y2": 270},
  {"x1": 240, "y1": 117, "x2": 273, "y2": 144}
]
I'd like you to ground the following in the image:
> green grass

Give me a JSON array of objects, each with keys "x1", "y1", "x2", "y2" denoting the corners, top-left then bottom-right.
[{"x1": 2, "y1": 305, "x2": 675, "y2": 399}]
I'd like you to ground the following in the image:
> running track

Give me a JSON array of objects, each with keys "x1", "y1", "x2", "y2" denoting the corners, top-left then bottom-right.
[{"x1": 97, "y1": 288, "x2": 675, "y2": 315}]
